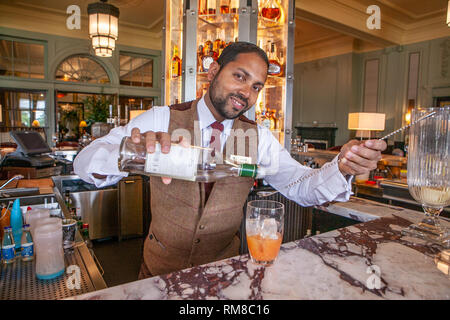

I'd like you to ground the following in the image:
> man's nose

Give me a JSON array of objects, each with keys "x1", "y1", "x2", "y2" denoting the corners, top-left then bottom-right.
[{"x1": 237, "y1": 84, "x2": 251, "y2": 99}]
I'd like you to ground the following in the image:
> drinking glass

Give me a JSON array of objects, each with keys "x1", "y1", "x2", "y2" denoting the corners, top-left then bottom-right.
[
  {"x1": 402, "y1": 106, "x2": 450, "y2": 248},
  {"x1": 246, "y1": 200, "x2": 284, "y2": 266}
]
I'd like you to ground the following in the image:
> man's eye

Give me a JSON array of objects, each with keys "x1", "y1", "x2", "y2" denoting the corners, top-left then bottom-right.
[
  {"x1": 234, "y1": 73, "x2": 244, "y2": 81},
  {"x1": 253, "y1": 86, "x2": 262, "y2": 92}
]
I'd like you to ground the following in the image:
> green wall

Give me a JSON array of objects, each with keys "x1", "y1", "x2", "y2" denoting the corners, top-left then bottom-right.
[{"x1": 293, "y1": 36, "x2": 450, "y2": 147}]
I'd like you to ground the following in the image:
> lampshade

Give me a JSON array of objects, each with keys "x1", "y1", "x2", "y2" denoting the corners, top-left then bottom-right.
[
  {"x1": 348, "y1": 112, "x2": 385, "y2": 131},
  {"x1": 129, "y1": 110, "x2": 146, "y2": 120},
  {"x1": 88, "y1": 0, "x2": 120, "y2": 58},
  {"x1": 79, "y1": 120, "x2": 88, "y2": 128},
  {"x1": 31, "y1": 120, "x2": 40, "y2": 127}
]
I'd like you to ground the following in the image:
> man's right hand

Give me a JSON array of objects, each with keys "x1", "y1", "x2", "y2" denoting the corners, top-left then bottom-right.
[{"x1": 131, "y1": 127, "x2": 173, "y2": 185}]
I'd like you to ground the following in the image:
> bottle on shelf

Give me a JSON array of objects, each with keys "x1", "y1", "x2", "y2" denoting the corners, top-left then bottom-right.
[
  {"x1": 213, "y1": 29, "x2": 225, "y2": 58},
  {"x1": 220, "y1": 0, "x2": 230, "y2": 14},
  {"x1": 278, "y1": 49, "x2": 285, "y2": 77},
  {"x1": 118, "y1": 135, "x2": 266, "y2": 183},
  {"x1": 201, "y1": 30, "x2": 215, "y2": 72},
  {"x1": 2, "y1": 226, "x2": 15, "y2": 264},
  {"x1": 230, "y1": 0, "x2": 239, "y2": 14},
  {"x1": 198, "y1": 0, "x2": 207, "y2": 15},
  {"x1": 268, "y1": 42, "x2": 282, "y2": 76},
  {"x1": 261, "y1": 109, "x2": 272, "y2": 130},
  {"x1": 21, "y1": 224, "x2": 34, "y2": 262},
  {"x1": 197, "y1": 44, "x2": 204, "y2": 73},
  {"x1": 304, "y1": 229, "x2": 312, "y2": 238},
  {"x1": 207, "y1": 0, "x2": 216, "y2": 15},
  {"x1": 269, "y1": 108, "x2": 277, "y2": 131},
  {"x1": 171, "y1": 45, "x2": 182, "y2": 79},
  {"x1": 260, "y1": 0, "x2": 283, "y2": 23}
]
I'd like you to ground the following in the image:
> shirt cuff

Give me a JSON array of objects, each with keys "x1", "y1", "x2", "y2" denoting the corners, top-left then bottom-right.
[
  {"x1": 87, "y1": 143, "x2": 128, "y2": 188},
  {"x1": 317, "y1": 155, "x2": 353, "y2": 202}
]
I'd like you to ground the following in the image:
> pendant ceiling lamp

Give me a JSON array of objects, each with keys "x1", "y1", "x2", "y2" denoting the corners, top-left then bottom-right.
[{"x1": 88, "y1": 0, "x2": 120, "y2": 57}]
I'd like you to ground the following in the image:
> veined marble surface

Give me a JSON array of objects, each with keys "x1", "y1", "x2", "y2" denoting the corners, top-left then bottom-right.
[{"x1": 69, "y1": 197, "x2": 450, "y2": 300}]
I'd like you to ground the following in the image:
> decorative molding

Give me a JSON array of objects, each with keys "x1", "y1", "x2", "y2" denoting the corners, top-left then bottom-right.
[{"x1": 0, "y1": 4, "x2": 162, "y2": 50}]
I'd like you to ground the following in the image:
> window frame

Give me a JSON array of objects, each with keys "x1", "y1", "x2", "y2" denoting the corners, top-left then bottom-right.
[
  {"x1": 119, "y1": 51, "x2": 155, "y2": 88},
  {"x1": 0, "y1": 35, "x2": 47, "y2": 80}
]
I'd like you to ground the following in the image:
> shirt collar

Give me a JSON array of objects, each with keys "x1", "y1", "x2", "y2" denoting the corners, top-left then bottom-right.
[{"x1": 197, "y1": 95, "x2": 234, "y2": 133}]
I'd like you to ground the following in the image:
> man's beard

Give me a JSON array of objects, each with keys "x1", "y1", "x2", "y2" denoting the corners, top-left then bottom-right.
[{"x1": 209, "y1": 76, "x2": 249, "y2": 119}]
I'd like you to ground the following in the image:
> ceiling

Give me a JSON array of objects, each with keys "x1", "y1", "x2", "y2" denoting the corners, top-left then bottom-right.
[{"x1": 1, "y1": 0, "x2": 448, "y2": 48}]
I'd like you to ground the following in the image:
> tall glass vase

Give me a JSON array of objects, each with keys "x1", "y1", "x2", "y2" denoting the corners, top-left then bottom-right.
[{"x1": 402, "y1": 106, "x2": 450, "y2": 248}]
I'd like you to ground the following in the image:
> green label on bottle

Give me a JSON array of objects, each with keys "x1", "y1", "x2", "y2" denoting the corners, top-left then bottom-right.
[{"x1": 239, "y1": 164, "x2": 257, "y2": 178}]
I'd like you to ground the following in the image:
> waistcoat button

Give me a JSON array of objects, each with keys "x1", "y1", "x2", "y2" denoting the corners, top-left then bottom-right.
[
  {"x1": 199, "y1": 225, "x2": 205, "y2": 230},
  {"x1": 149, "y1": 234, "x2": 153, "y2": 240},
  {"x1": 194, "y1": 239, "x2": 200, "y2": 244}
]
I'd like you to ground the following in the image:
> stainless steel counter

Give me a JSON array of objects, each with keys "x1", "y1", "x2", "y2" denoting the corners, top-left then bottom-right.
[{"x1": 0, "y1": 187, "x2": 107, "y2": 300}]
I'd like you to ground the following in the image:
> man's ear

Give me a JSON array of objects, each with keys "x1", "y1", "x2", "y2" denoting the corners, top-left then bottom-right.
[{"x1": 207, "y1": 61, "x2": 220, "y2": 81}]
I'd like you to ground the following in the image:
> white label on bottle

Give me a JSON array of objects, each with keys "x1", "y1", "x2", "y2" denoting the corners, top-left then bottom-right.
[
  {"x1": 202, "y1": 56, "x2": 214, "y2": 72},
  {"x1": 268, "y1": 63, "x2": 281, "y2": 75},
  {"x1": 230, "y1": 154, "x2": 252, "y2": 164},
  {"x1": 145, "y1": 144, "x2": 200, "y2": 181},
  {"x1": 262, "y1": 118, "x2": 271, "y2": 129},
  {"x1": 21, "y1": 242, "x2": 34, "y2": 257},
  {"x1": 2, "y1": 244, "x2": 15, "y2": 260}
]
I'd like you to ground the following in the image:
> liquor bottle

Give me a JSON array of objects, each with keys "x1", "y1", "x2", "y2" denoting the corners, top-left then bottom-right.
[
  {"x1": 261, "y1": 109, "x2": 272, "y2": 130},
  {"x1": 220, "y1": 0, "x2": 230, "y2": 14},
  {"x1": 278, "y1": 49, "x2": 285, "y2": 77},
  {"x1": 261, "y1": 0, "x2": 281, "y2": 21},
  {"x1": 269, "y1": 109, "x2": 277, "y2": 130},
  {"x1": 197, "y1": 44, "x2": 204, "y2": 73},
  {"x1": 230, "y1": 0, "x2": 239, "y2": 14},
  {"x1": 207, "y1": 0, "x2": 216, "y2": 15},
  {"x1": 2, "y1": 226, "x2": 15, "y2": 264},
  {"x1": 213, "y1": 29, "x2": 224, "y2": 58},
  {"x1": 268, "y1": 42, "x2": 282, "y2": 76},
  {"x1": 171, "y1": 45, "x2": 182, "y2": 78},
  {"x1": 118, "y1": 136, "x2": 266, "y2": 182},
  {"x1": 21, "y1": 224, "x2": 34, "y2": 262},
  {"x1": 202, "y1": 31, "x2": 215, "y2": 72},
  {"x1": 198, "y1": 0, "x2": 207, "y2": 15}
]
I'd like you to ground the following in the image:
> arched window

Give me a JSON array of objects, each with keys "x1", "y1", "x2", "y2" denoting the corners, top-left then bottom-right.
[{"x1": 55, "y1": 55, "x2": 110, "y2": 84}]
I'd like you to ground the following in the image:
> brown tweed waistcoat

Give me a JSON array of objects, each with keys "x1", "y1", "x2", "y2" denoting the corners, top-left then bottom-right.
[{"x1": 141, "y1": 99, "x2": 259, "y2": 277}]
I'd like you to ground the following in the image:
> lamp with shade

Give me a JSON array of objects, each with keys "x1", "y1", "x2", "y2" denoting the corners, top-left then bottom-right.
[{"x1": 348, "y1": 112, "x2": 385, "y2": 140}]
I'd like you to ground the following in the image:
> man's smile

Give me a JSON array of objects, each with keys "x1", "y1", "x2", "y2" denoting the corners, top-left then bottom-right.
[{"x1": 229, "y1": 95, "x2": 247, "y2": 111}]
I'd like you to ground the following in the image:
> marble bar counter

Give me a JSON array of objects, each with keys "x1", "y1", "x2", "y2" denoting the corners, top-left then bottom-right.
[{"x1": 69, "y1": 197, "x2": 450, "y2": 300}]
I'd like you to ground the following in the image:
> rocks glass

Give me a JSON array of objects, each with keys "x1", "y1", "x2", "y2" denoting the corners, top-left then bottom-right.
[{"x1": 246, "y1": 200, "x2": 284, "y2": 266}]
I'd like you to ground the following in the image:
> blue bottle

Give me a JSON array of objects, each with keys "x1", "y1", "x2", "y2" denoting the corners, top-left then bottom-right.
[
  {"x1": 10, "y1": 199, "x2": 22, "y2": 250},
  {"x1": 2, "y1": 226, "x2": 16, "y2": 264},
  {"x1": 21, "y1": 224, "x2": 34, "y2": 261}
]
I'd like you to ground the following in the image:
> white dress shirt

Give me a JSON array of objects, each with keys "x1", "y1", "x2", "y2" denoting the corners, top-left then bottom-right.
[{"x1": 74, "y1": 96, "x2": 353, "y2": 207}]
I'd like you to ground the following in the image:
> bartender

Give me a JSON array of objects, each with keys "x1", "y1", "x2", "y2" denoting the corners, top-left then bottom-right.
[{"x1": 74, "y1": 42, "x2": 386, "y2": 278}]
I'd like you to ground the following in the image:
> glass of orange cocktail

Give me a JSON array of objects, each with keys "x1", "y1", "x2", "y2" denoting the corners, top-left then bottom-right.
[{"x1": 246, "y1": 200, "x2": 284, "y2": 266}]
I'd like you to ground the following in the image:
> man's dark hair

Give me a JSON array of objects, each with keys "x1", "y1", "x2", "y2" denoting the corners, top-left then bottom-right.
[{"x1": 217, "y1": 41, "x2": 269, "y2": 71}]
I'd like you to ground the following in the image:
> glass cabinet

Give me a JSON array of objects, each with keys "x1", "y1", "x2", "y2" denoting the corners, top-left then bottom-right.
[{"x1": 163, "y1": 0, "x2": 294, "y2": 149}]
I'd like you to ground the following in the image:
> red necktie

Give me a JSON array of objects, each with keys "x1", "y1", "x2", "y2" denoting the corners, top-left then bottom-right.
[{"x1": 204, "y1": 121, "x2": 224, "y2": 202}]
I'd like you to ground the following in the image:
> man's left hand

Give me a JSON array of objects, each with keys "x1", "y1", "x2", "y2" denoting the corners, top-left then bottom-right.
[{"x1": 338, "y1": 139, "x2": 387, "y2": 176}]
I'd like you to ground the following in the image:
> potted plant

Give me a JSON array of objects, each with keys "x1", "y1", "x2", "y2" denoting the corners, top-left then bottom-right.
[{"x1": 84, "y1": 96, "x2": 112, "y2": 138}]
